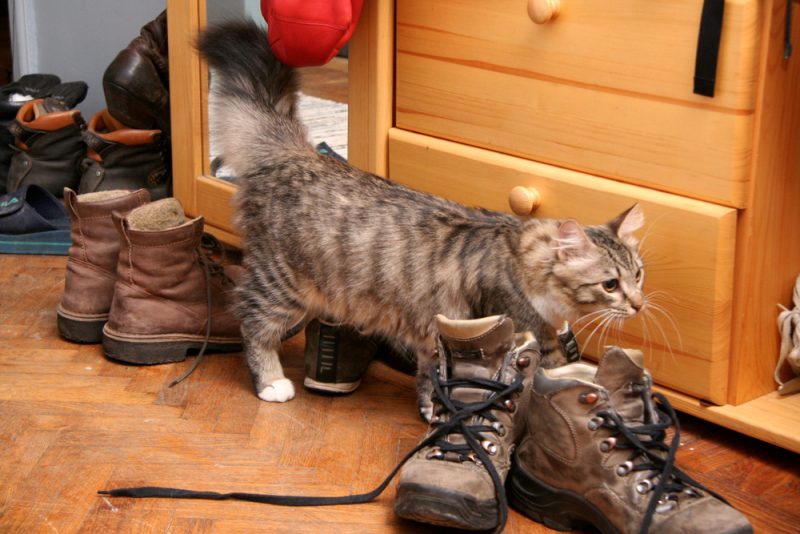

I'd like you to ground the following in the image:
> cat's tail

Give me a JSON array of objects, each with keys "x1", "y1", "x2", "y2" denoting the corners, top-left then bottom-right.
[{"x1": 196, "y1": 20, "x2": 310, "y2": 178}]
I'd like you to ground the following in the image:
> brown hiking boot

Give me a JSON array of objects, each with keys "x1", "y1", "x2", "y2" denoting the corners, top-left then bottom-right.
[
  {"x1": 303, "y1": 318, "x2": 378, "y2": 393},
  {"x1": 101, "y1": 198, "x2": 242, "y2": 365},
  {"x1": 6, "y1": 98, "x2": 86, "y2": 197},
  {"x1": 508, "y1": 347, "x2": 753, "y2": 534},
  {"x1": 79, "y1": 109, "x2": 170, "y2": 199},
  {"x1": 393, "y1": 314, "x2": 538, "y2": 531},
  {"x1": 56, "y1": 187, "x2": 151, "y2": 343}
]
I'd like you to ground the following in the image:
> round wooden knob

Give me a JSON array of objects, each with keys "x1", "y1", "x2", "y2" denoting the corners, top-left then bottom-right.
[
  {"x1": 509, "y1": 186, "x2": 542, "y2": 216},
  {"x1": 527, "y1": 0, "x2": 560, "y2": 24}
]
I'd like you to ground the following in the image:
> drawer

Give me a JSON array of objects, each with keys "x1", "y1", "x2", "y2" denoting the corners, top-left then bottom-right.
[
  {"x1": 388, "y1": 128, "x2": 737, "y2": 404},
  {"x1": 395, "y1": 0, "x2": 761, "y2": 207}
]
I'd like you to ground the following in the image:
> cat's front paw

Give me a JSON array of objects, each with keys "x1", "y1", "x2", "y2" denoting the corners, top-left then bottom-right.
[
  {"x1": 258, "y1": 378, "x2": 296, "y2": 402},
  {"x1": 418, "y1": 402, "x2": 433, "y2": 423}
]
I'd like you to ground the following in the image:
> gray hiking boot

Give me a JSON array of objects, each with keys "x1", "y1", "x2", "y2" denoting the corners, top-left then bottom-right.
[
  {"x1": 303, "y1": 318, "x2": 378, "y2": 394},
  {"x1": 393, "y1": 314, "x2": 538, "y2": 531},
  {"x1": 508, "y1": 346, "x2": 753, "y2": 534}
]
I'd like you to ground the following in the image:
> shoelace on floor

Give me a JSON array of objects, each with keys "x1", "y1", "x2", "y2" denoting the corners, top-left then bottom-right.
[
  {"x1": 100, "y1": 363, "x2": 525, "y2": 534},
  {"x1": 596, "y1": 388, "x2": 727, "y2": 534},
  {"x1": 169, "y1": 234, "x2": 233, "y2": 387}
]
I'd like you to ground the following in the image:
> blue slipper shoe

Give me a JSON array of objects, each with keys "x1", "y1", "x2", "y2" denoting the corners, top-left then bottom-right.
[{"x1": 0, "y1": 184, "x2": 70, "y2": 255}]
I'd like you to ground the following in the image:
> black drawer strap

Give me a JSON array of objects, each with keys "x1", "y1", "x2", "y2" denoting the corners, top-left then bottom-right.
[{"x1": 694, "y1": 0, "x2": 725, "y2": 97}]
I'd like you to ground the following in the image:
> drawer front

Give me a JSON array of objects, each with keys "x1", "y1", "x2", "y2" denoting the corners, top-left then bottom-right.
[
  {"x1": 396, "y1": 0, "x2": 761, "y2": 207},
  {"x1": 388, "y1": 128, "x2": 736, "y2": 404}
]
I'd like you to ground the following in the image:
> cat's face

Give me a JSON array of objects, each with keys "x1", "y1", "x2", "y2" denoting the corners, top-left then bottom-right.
[{"x1": 546, "y1": 205, "x2": 645, "y2": 326}]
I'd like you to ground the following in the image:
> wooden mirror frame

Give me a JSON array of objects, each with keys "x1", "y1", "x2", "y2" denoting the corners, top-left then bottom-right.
[{"x1": 165, "y1": 0, "x2": 395, "y2": 247}]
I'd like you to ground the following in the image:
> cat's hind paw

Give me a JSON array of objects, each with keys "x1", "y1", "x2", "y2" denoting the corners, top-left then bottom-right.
[{"x1": 258, "y1": 378, "x2": 296, "y2": 402}]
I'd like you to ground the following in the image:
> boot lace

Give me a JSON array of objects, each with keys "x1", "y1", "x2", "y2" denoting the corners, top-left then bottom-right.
[
  {"x1": 101, "y1": 362, "x2": 524, "y2": 534},
  {"x1": 169, "y1": 233, "x2": 234, "y2": 387},
  {"x1": 595, "y1": 387, "x2": 728, "y2": 534}
]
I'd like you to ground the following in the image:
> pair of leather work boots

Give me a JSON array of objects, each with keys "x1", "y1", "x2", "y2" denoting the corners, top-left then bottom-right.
[
  {"x1": 394, "y1": 315, "x2": 752, "y2": 533},
  {"x1": 56, "y1": 188, "x2": 241, "y2": 371},
  {"x1": 4, "y1": 100, "x2": 166, "y2": 199}
]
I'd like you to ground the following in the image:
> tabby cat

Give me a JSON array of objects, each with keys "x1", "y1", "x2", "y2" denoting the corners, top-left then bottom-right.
[{"x1": 197, "y1": 21, "x2": 646, "y2": 415}]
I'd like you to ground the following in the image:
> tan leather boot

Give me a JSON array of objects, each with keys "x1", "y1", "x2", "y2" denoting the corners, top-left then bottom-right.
[
  {"x1": 509, "y1": 347, "x2": 752, "y2": 534},
  {"x1": 57, "y1": 188, "x2": 151, "y2": 343},
  {"x1": 393, "y1": 314, "x2": 538, "y2": 531},
  {"x1": 101, "y1": 198, "x2": 242, "y2": 364}
]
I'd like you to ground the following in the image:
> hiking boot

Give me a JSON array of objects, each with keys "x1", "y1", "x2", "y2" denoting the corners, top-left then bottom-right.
[
  {"x1": 303, "y1": 318, "x2": 378, "y2": 393},
  {"x1": 102, "y1": 198, "x2": 242, "y2": 365},
  {"x1": 57, "y1": 188, "x2": 151, "y2": 343},
  {"x1": 6, "y1": 98, "x2": 86, "y2": 197},
  {"x1": 103, "y1": 10, "x2": 170, "y2": 135},
  {"x1": 79, "y1": 109, "x2": 170, "y2": 199},
  {"x1": 393, "y1": 314, "x2": 539, "y2": 531},
  {"x1": 508, "y1": 347, "x2": 753, "y2": 534}
]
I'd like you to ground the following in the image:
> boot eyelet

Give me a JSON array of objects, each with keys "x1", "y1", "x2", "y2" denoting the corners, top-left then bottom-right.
[
  {"x1": 636, "y1": 479, "x2": 653, "y2": 494},
  {"x1": 467, "y1": 452, "x2": 483, "y2": 466},
  {"x1": 599, "y1": 437, "x2": 617, "y2": 452},
  {"x1": 504, "y1": 399, "x2": 516, "y2": 413},
  {"x1": 616, "y1": 461, "x2": 633, "y2": 476},
  {"x1": 491, "y1": 422, "x2": 507, "y2": 437},
  {"x1": 587, "y1": 416, "x2": 604, "y2": 430},
  {"x1": 481, "y1": 440, "x2": 498, "y2": 456},
  {"x1": 426, "y1": 448, "x2": 444, "y2": 460},
  {"x1": 517, "y1": 355, "x2": 531, "y2": 368},
  {"x1": 579, "y1": 391, "x2": 599, "y2": 404}
]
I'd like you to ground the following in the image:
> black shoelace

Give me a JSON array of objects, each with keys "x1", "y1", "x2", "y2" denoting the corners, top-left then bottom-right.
[
  {"x1": 169, "y1": 234, "x2": 233, "y2": 387},
  {"x1": 100, "y1": 363, "x2": 524, "y2": 533},
  {"x1": 596, "y1": 388, "x2": 727, "y2": 534}
]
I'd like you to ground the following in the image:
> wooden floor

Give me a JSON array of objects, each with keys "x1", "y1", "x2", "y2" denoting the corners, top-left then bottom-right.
[{"x1": 2, "y1": 257, "x2": 800, "y2": 534}]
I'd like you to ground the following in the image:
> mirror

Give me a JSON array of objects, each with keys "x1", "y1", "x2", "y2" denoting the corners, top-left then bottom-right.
[{"x1": 203, "y1": 0, "x2": 349, "y2": 183}]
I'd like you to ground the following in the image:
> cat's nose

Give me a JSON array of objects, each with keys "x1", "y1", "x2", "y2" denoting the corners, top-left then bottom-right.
[{"x1": 629, "y1": 295, "x2": 644, "y2": 313}]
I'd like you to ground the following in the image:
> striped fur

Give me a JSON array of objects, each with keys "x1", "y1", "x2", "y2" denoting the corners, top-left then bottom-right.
[{"x1": 197, "y1": 21, "x2": 646, "y2": 408}]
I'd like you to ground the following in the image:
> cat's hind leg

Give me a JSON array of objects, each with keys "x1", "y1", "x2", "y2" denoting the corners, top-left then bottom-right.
[{"x1": 237, "y1": 286, "x2": 306, "y2": 402}]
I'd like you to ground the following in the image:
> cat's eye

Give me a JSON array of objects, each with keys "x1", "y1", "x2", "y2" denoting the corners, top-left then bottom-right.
[
  {"x1": 635, "y1": 269, "x2": 643, "y2": 283},
  {"x1": 602, "y1": 279, "x2": 619, "y2": 292}
]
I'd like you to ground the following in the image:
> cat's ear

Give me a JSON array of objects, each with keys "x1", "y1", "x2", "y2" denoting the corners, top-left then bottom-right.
[
  {"x1": 555, "y1": 219, "x2": 594, "y2": 260},
  {"x1": 608, "y1": 204, "x2": 644, "y2": 246}
]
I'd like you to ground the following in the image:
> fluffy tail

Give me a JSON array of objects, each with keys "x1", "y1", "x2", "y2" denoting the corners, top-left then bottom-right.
[{"x1": 196, "y1": 20, "x2": 309, "y2": 178}]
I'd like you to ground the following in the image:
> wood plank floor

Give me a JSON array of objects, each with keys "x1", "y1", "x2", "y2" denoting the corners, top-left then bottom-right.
[{"x1": 1, "y1": 255, "x2": 800, "y2": 533}]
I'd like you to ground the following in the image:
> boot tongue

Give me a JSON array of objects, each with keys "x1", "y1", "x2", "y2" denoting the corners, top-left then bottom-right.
[
  {"x1": 436, "y1": 315, "x2": 514, "y2": 403},
  {"x1": 595, "y1": 347, "x2": 649, "y2": 424}
]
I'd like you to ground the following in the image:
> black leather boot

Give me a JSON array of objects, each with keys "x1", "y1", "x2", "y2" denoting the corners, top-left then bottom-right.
[
  {"x1": 0, "y1": 74, "x2": 61, "y2": 194},
  {"x1": 79, "y1": 109, "x2": 170, "y2": 199},
  {"x1": 6, "y1": 98, "x2": 86, "y2": 197},
  {"x1": 103, "y1": 10, "x2": 170, "y2": 135}
]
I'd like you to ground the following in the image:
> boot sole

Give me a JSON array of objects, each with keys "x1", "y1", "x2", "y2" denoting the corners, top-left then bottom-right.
[
  {"x1": 394, "y1": 482, "x2": 498, "y2": 531},
  {"x1": 102, "y1": 327, "x2": 242, "y2": 365},
  {"x1": 303, "y1": 376, "x2": 361, "y2": 394},
  {"x1": 506, "y1": 453, "x2": 618, "y2": 534},
  {"x1": 56, "y1": 306, "x2": 107, "y2": 344}
]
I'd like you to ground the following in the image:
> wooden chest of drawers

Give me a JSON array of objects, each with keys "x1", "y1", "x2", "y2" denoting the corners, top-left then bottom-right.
[{"x1": 348, "y1": 0, "x2": 800, "y2": 452}]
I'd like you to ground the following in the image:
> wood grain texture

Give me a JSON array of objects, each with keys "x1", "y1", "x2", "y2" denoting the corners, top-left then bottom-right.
[
  {"x1": 395, "y1": 0, "x2": 761, "y2": 207},
  {"x1": 347, "y1": 0, "x2": 395, "y2": 176},
  {"x1": 0, "y1": 254, "x2": 798, "y2": 533},
  {"x1": 388, "y1": 128, "x2": 736, "y2": 404},
  {"x1": 728, "y1": 0, "x2": 800, "y2": 404},
  {"x1": 167, "y1": 0, "x2": 206, "y2": 216}
]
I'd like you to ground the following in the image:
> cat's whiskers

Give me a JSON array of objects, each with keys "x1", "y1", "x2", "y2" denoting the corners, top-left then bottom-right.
[
  {"x1": 639, "y1": 293, "x2": 681, "y2": 361},
  {"x1": 572, "y1": 309, "x2": 614, "y2": 334},
  {"x1": 582, "y1": 311, "x2": 619, "y2": 357}
]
